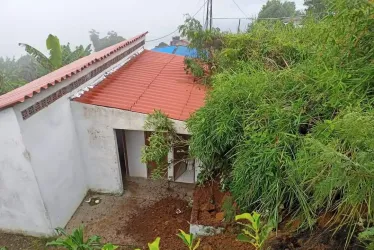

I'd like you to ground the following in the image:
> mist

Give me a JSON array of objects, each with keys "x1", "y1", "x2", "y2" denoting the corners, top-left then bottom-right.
[{"x1": 0, "y1": 0, "x2": 305, "y2": 58}]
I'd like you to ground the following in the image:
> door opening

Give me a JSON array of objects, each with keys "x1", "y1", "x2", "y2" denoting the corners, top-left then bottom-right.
[
  {"x1": 115, "y1": 129, "x2": 129, "y2": 188},
  {"x1": 174, "y1": 134, "x2": 195, "y2": 183}
]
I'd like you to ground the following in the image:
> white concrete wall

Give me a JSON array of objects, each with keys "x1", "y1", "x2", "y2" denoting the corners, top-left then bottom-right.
[
  {"x1": 0, "y1": 108, "x2": 52, "y2": 236},
  {"x1": 13, "y1": 95, "x2": 87, "y2": 229},
  {"x1": 0, "y1": 36, "x2": 146, "y2": 235},
  {"x1": 71, "y1": 102, "x2": 190, "y2": 191},
  {"x1": 125, "y1": 131, "x2": 147, "y2": 178}
]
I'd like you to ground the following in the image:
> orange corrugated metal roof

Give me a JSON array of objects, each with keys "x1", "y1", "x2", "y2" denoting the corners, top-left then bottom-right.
[
  {"x1": 0, "y1": 32, "x2": 148, "y2": 110},
  {"x1": 74, "y1": 50, "x2": 207, "y2": 121}
]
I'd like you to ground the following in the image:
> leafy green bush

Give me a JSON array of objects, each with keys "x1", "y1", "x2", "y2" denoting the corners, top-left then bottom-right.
[
  {"x1": 47, "y1": 226, "x2": 101, "y2": 249},
  {"x1": 187, "y1": 0, "x2": 374, "y2": 236}
]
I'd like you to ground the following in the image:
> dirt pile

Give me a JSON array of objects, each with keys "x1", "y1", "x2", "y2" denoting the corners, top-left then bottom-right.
[{"x1": 121, "y1": 197, "x2": 191, "y2": 250}]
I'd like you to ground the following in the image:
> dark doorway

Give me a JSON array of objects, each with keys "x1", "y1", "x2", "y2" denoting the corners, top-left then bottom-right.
[{"x1": 115, "y1": 129, "x2": 129, "y2": 188}]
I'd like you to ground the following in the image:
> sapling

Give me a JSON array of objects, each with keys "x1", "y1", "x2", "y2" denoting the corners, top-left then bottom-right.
[
  {"x1": 235, "y1": 212, "x2": 273, "y2": 250},
  {"x1": 177, "y1": 229, "x2": 200, "y2": 250}
]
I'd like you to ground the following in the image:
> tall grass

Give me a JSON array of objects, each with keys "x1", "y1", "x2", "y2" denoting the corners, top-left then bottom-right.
[{"x1": 187, "y1": 0, "x2": 374, "y2": 235}]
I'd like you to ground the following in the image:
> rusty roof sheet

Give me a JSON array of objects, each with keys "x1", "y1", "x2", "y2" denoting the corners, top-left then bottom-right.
[
  {"x1": 0, "y1": 32, "x2": 148, "y2": 110},
  {"x1": 74, "y1": 50, "x2": 207, "y2": 121}
]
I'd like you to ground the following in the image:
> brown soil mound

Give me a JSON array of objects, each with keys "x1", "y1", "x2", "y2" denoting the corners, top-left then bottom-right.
[
  {"x1": 191, "y1": 181, "x2": 231, "y2": 227},
  {"x1": 121, "y1": 197, "x2": 191, "y2": 250}
]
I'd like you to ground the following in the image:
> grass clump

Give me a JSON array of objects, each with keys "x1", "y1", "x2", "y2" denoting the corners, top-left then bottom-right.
[{"x1": 187, "y1": 0, "x2": 374, "y2": 240}]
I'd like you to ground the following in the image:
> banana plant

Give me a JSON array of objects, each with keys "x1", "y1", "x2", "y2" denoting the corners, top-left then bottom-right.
[
  {"x1": 19, "y1": 34, "x2": 91, "y2": 73},
  {"x1": 177, "y1": 230, "x2": 200, "y2": 250},
  {"x1": 135, "y1": 237, "x2": 160, "y2": 250}
]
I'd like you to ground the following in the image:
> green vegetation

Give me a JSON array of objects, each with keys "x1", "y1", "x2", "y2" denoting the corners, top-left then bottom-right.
[
  {"x1": 89, "y1": 30, "x2": 125, "y2": 52},
  {"x1": 178, "y1": 15, "x2": 222, "y2": 84},
  {"x1": 235, "y1": 212, "x2": 274, "y2": 249},
  {"x1": 135, "y1": 237, "x2": 160, "y2": 250},
  {"x1": 176, "y1": 230, "x2": 201, "y2": 250},
  {"x1": 46, "y1": 226, "x2": 102, "y2": 249},
  {"x1": 258, "y1": 0, "x2": 302, "y2": 19},
  {"x1": 359, "y1": 227, "x2": 374, "y2": 250},
  {"x1": 141, "y1": 110, "x2": 190, "y2": 179},
  {"x1": 304, "y1": 0, "x2": 327, "y2": 18},
  {"x1": 222, "y1": 196, "x2": 236, "y2": 225},
  {"x1": 101, "y1": 244, "x2": 119, "y2": 250},
  {"x1": 187, "y1": 0, "x2": 374, "y2": 245},
  {"x1": 19, "y1": 34, "x2": 91, "y2": 72}
]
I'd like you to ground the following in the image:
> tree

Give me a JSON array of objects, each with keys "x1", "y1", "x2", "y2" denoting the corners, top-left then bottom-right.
[
  {"x1": 154, "y1": 42, "x2": 169, "y2": 48},
  {"x1": 258, "y1": 0, "x2": 298, "y2": 19},
  {"x1": 0, "y1": 57, "x2": 26, "y2": 95},
  {"x1": 19, "y1": 34, "x2": 92, "y2": 72},
  {"x1": 304, "y1": 0, "x2": 327, "y2": 18},
  {"x1": 89, "y1": 30, "x2": 125, "y2": 52},
  {"x1": 61, "y1": 43, "x2": 92, "y2": 65}
]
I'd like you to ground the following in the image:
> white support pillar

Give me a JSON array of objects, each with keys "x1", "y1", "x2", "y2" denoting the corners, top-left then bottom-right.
[{"x1": 167, "y1": 147, "x2": 174, "y2": 181}]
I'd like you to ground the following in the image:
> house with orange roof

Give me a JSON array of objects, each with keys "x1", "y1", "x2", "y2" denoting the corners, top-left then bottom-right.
[{"x1": 0, "y1": 33, "x2": 206, "y2": 236}]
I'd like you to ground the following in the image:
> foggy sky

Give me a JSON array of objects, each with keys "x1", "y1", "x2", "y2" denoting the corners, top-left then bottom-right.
[{"x1": 0, "y1": 0, "x2": 305, "y2": 58}]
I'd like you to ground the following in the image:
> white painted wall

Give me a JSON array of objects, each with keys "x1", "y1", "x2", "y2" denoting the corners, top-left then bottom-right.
[
  {"x1": 125, "y1": 131, "x2": 147, "y2": 178},
  {"x1": 0, "y1": 108, "x2": 52, "y2": 236},
  {"x1": 0, "y1": 36, "x2": 146, "y2": 235},
  {"x1": 71, "y1": 102, "x2": 190, "y2": 191},
  {"x1": 13, "y1": 96, "x2": 87, "y2": 229}
]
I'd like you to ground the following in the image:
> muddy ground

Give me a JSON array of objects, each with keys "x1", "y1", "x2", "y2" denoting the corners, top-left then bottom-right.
[{"x1": 0, "y1": 178, "x2": 194, "y2": 250}]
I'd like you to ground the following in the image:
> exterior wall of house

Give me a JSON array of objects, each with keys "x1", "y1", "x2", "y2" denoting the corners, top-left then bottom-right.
[
  {"x1": 125, "y1": 130, "x2": 147, "y2": 178},
  {"x1": 13, "y1": 91, "x2": 87, "y2": 230},
  {"x1": 71, "y1": 102, "x2": 190, "y2": 191},
  {"x1": 0, "y1": 108, "x2": 52, "y2": 236},
  {"x1": 7, "y1": 36, "x2": 147, "y2": 233}
]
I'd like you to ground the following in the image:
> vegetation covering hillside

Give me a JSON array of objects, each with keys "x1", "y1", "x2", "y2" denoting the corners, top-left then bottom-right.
[{"x1": 187, "y1": 0, "x2": 374, "y2": 240}]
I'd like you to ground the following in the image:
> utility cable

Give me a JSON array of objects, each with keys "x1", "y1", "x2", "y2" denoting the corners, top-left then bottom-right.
[
  {"x1": 145, "y1": 0, "x2": 207, "y2": 43},
  {"x1": 231, "y1": 0, "x2": 250, "y2": 19}
]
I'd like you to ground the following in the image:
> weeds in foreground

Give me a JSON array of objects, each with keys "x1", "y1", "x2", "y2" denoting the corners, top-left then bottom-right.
[
  {"x1": 235, "y1": 212, "x2": 274, "y2": 250},
  {"x1": 358, "y1": 227, "x2": 374, "y2": 250},
  {"x1": 222, "y1": 196, "x2": 236, "y2": 225},
  {"x1": 135, "y1": 237, "x2": 160, "y2": 250},
  {"x1": 102, "y1": 244, "x2": 119, "y2": 250},
  {"x1": 177, "y1": 230, "x2": 201, "y2": 250},
  {"x1": 46, "y1": 226, "x2": 103, "y2": 250}
]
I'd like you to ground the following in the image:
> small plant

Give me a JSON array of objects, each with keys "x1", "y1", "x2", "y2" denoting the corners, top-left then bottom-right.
[
  {"x1": 46, "y1": 226, "x2": 101, "y2": 250},
  {"x1": 0, "y1": 247, "x2": 7, "y2": 250},
  {"x1": 235, "y1": 212, "x2": 273, "y2": 250},
  {"x1": 177, "y1": 229, "x2": 200, "y2": 250},
  {"x1": 102, "y1": 243, "x2": 119, "y2": 250},
  {"x1": 135, "y1": 237, "x2": 160, "y2": 250},
  {"x1": 222, "y1": 196, "x2": 236, "y2": 225},
  {"x1": 358, "y1": 227, "x2": 374, "y2": 250}
]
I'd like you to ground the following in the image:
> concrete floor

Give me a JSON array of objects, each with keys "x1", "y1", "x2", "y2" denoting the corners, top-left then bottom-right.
[
  {"x1": 175, "y1": 169, "x2": 195, "y2": 183},
  {"x1": 65, "y1": 177, "x2": 194, "y2": 248}
]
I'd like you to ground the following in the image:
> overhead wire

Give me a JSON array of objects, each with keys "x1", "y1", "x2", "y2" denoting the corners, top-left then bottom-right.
[
  {"x1": 231, "y1": 0, "x2": 250, "y2": 19},
  {"x1": 145, "y1": 0, "x2": 207, "y2": 43}
]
